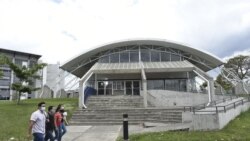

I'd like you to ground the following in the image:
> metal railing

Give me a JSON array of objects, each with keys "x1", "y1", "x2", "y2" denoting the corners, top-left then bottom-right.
[{"x1": 183, "y1": 96, "x2": 250, "y2": 114}]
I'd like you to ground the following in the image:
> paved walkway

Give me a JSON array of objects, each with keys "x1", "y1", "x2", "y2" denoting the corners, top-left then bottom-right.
[
  {"x1": 62, "y1": 123, "x2": 191, "y2": 141},
  {"x1": 62, "y1": 126, "x2": 122, "y2": 141}
]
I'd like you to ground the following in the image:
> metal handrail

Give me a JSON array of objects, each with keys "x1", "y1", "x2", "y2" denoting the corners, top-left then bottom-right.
[
  {"x1": 183, "y1": 96, "x2": 250, "y2": 114},
  {"x1": 183, "y1": 96, "x2": 239, "y2": 112},
  {"x1": 192, "y1": 97, "x2": 250, "y2": 114}
]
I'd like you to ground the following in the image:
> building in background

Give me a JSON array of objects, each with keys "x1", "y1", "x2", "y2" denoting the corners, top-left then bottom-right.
[
  {"x1": 0, "y1": 48, "x2": 41, "y2": 100},
  {"x1": 43, "y1": 62, "x2": 65, "y2": 98},
  {"x1": 61, "y1": 39, "x2": 224, "y2": 108}
]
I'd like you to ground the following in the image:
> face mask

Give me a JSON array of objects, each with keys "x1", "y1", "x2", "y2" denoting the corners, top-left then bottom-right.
[
  {"x1": 51, "y1": 109, "x2": 55, "y2": 113},
  {"x1": 41, "y1": 107, "x2": 46, "y2": 111}
]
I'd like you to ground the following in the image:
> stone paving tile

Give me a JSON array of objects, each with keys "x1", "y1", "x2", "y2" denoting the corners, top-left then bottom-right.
[{"x1": 62, "y1": 126, "x2": 121, "y2": 141}]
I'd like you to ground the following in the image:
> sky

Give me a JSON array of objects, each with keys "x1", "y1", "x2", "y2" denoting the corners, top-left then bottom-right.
[{"x1": 0, "y1": 0, "x2": 250, "y2": 65}]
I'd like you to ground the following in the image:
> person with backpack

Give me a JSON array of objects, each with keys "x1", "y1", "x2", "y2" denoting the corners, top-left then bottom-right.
[{"x1": 45, "y1": 106, "x2": 55, "y2": 141}]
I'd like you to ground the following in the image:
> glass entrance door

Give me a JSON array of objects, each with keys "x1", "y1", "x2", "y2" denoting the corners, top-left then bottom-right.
[
  {"x1": 125, "y1": 81, "x2": 140, "y2": 95},
  {"x1": 133, "y1": 81, "x2": 140, "y2": 95},
  {"x1": 98, "y1": 81, "x2": 104, "y2": 95},
  {"x1": 97, "y1": 81, "x2": 113, "y2": 95},
  {"x1": 125, "y1": 81, "x2": 132, "y2": 95}
]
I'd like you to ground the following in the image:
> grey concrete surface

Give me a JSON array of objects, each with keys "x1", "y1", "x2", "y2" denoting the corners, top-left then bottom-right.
[
  {"x1": 192, "y1": 97, "x2": 250, "y2": 130},
  {"x1": 62, "y1": 126, "x2": 121, "y2": 141}
]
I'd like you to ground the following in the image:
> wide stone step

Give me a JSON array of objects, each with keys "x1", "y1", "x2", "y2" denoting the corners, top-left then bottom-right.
[
  {"x1": 74, "y1": 112, "x2": 182, "y2": 115},
  {"x1": 86, "y1": 96, "x2": 144, "y2": 108},
  {"x1": 71, "y1": 115, "x2": 182, "y2": 119},
  {"x1": 70, "y1": 119, "x2": 182, "y2": 124},
  {"x1": 75, "y1": 109, "x2": 183, "y2": 113}
]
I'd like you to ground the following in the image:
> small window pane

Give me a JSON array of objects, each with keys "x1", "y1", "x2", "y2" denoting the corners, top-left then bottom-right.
[
  {"x1": 161, "y1": 52, "x2": 170, "y2": 61},
  {"x1": 99, "y1": 56, "x2": 109, "y2": 63},
  {"x1": 120, "y1": 52, "x2": 129, "y2": 63},
  {"x1": 147, "y1": 80, "x2": 164, "y2": 90},
  {"x1": 141, "y1": 50, "x2": 150, "y2": 62},
  {"x1": 171, "y1": 54, "x2": 180, "y2": 61},
  {"x1": 110, "y1": 53, "x2": 119, "y2": 63},
  {"x1": 165, "y1": 80, "x2": 179, "y2": 91},
  {"x1": 151, "y1": 51, "x2": 160, "y2": 62},
  {"x1": 130, "y1": 51, "x2": 139, "y2": 62},
  {"x1": 179, "y1": 80, "x2": 187, "y2": 92}
]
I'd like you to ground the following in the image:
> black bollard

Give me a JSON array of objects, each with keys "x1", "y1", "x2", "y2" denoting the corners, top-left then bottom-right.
[{"x1": 123, "y1": 114, "x2": 129, "y2": 141}]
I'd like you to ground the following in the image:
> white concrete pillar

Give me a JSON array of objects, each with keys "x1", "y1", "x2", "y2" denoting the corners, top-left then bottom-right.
[
  {"x1": 141, "y1": 69, "x2": 147, "y2": 108},
  {"x1": 142, "y1": 79, "x2": 147, "y2": 107},
  {"x1": 208, "y1": 79, "x2": 215, "y2": 102},
  {"x1": 79, "y1": 80, "x2": 84, "y2": 108}
]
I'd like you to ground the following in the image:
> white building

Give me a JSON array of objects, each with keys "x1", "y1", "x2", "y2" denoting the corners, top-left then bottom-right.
[{"x1": 43, "y1": 62, "x2": 65, "y2": 98}]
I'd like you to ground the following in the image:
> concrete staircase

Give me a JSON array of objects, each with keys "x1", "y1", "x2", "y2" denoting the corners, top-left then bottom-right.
[
  {"x1": 85, "y1": 95, "x2": 144, "y2": 108},
  {"x1": 70, "y1": 96, "x2": 183, "y2": 125}
]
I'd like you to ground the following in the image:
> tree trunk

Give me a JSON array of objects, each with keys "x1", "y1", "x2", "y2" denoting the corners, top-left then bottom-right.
[{"x1": 17, "y1": 91, "x2": 21, "y2": 105}]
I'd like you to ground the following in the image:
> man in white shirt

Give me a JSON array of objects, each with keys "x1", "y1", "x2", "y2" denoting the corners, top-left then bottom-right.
[{"x1": 28, "y1": 102, "x2": 46, "y2": 141}]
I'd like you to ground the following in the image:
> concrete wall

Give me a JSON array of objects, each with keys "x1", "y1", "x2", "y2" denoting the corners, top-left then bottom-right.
[
  {"x1": 192, "y1": 102, "x2": 250, "y2": 130},
  {"x1": 147, "y1": 90, "x2": 225, "y2": 107}
]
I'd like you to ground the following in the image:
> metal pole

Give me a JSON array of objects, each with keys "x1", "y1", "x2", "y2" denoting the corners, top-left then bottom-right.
[{"x1": 123, "y1": 114, "x2": 129, "y2": 141}]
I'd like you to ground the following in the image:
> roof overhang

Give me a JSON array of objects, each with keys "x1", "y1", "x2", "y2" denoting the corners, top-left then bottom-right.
[
  {"x1": 61, "y1": 39, "x2": 223, "y2": 77},
  {"x1": 91, "y1": 61, "x2": 195, "y2": 74}
]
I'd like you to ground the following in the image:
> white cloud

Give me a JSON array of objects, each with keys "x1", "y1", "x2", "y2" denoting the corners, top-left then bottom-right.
[
  {"x1": 222, "y1": 49, "x2": 250, "y2": 62},
  {"x1": 0, "y1": 0, "x2": 250, "y2": 64}
]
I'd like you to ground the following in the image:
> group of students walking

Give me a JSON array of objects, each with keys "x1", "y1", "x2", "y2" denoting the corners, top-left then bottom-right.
[{"x1": 28, "y1": 102, "x2": 68, "y2": 141}]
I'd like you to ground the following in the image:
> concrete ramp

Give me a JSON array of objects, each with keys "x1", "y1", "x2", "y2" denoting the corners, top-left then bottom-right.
[{"x1": 192, "y1": 97, "x2": 250, "y2": 130}]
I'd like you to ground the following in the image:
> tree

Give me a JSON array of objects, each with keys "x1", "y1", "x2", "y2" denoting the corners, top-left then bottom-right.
[
  {"x1": 2, "y1": 55, "x2": 46, "y2": 104},
  {"x1": 216, "y1": 55, "x2": 250, "y2": 93},
  {"x1": 216, "y1": 74, "x2": 233, "y2": 91},
  {"x1": 224, "y1": 55, "x2": 250, "y2": 80},
  {"x1": 0, "y1": 54, "x2": 7, "y2": 77}
]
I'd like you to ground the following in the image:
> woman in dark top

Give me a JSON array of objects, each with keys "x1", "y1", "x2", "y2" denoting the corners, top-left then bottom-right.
[{"x1": 45, "y1": 106, "x2": 55, "y2": 141}]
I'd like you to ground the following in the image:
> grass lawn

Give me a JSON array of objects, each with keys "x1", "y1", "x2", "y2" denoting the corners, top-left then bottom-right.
[
  {"x1": 117, "y1": 109, "x2": 250, "y2": 141},
  {"x1": 0, "y1": 98, "x2": 78, "y2": 141}
]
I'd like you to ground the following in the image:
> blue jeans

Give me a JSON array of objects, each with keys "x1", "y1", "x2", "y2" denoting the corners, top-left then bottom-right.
[
  {"x1": 61, "y1": 123, "x2": 67, "y2": 136},
  {"x1": 55, "y1": 126, "x2": 62, "y2": 141},
  {"x1": 33, "y1": 133, "x2": 44, "y2": 141},
  {"x1": 45, "y1": 130, "x2": 54, "y2": 141},
  {"x1": 55, "y1": 123, "x2": 67, "y2": 141}
]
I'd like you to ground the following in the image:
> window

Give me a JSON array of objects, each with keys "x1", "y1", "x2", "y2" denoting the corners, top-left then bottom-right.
[
  {"x1": 99, "y1": 55, "x2": 109, "y2": 63},
  {"x1": 161, "y1": 52, "x2": 170, "y2": 62},
  {"x1": 110, "y1": 53, "x2": 119, "y2": 63},
  {"x1": 141, "y1": 50, "x2": 150, "y2": 62},
  {"x1": 179, "y1": 79, "x2": 187, "y2": 92},
  {"x1": 151, "y1": 51, "x2": 160, "y2": 62},
  {"x1": 171, "y1": 54, "x2": 181, "y2": 61},
  {"x1": 165, "y1": 79, "x2": 179, "y2": 91},
  {"x1": 130, "y1": 51, "x2": 139, "y2": 62},
  {"x1": 120, "y1": 52, "x2": 129, "y2": 63},
  {"x1": 147, "y1": 80, "x2": 164, "y2": 90},
  {"x1": 113, "y1": 81, "x2": 124, "y2": 90}
]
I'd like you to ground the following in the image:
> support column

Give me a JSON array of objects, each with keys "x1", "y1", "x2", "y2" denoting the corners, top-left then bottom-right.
[
  {"x1": 208, "y1": 79, "x2": 215, "y2": 102},
  {"x1": 79, "y1": 69, "x2": 93, "y2": 108},
  {"x1": 79, "y1": 79, "x2": 84, "y2": 108},
  {"x1": 141, "y1": 69, "x2": 147, "y2": 108},
  {"x1": 193, "y1": 68, "x2": 215, "y2": 105}
]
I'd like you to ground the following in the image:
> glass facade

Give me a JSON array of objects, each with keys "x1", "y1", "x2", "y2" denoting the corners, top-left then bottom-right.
[
  {"x1": 95, "y1": 46, "x2": 190, "y2": 94},
  {"x1": 98, "y1": 46, "x2": 182, "y2": 63},
  {"x1": 93, "y1": 79, "x2": 187, "y2": 96},
  {"x1": 148, "y1": 79, "x2": 187, "y2": 92}
]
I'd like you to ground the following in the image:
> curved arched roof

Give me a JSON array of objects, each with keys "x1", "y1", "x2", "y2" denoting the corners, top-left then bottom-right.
[{"x1": 61, "y1": 39, "x2": 223, "y2": 77}]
